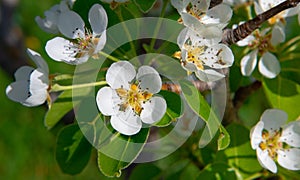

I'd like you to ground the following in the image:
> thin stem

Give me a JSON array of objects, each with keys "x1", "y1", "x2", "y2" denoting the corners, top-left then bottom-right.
[
  {"x1": 50, "y1": 81, "x2": 107, "y2": 92},
  {"x1": 116, "y1": 8, "x2": 137, "y2": 57},
  {"x1": 222, "y1": 0, "x2": 300, "y2": 45},
  {"x1": 149, "y1": 0, "x2": 170, "y2": 51},
  {"x1": 98, "y1": 51, "x2": 119, "y2": 62}
]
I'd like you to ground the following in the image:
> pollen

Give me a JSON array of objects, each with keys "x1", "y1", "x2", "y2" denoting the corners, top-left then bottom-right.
[
  {"x1": 259, "y1": 129, "x2": 283, "y2": 159},
  {"x1": 116, "y1": 84, "x2": 153, "y2": 115}
]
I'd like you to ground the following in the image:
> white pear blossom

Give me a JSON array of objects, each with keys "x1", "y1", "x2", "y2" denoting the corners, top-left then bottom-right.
[
  {"x1": 255, "y1": 0, "x2": 299, "y2": 25},
  {"x1": 175, "y1": 27, "x2": 234, "y2": 82},
  {"x1": 238, "y1": 27, "x2": 283, "y2": 78},
  {"x1": 45, "y1": 4, "x2": 107, "y2": 65},
  {"x1": 251, "y1": 109, "x2": 300, "y2": 173},
  {"x1": 171, "y1": 0, "x2": 232, "y2": 30},
  {"x1": 96, "y1": 61, "x2": 167, "y2": 136},
  {"x1": 6, "y1": 49, "x2": 49, "y2": 107},
  {"x1": 35, "y1": 0, "x2": 74, "y2": 34}
]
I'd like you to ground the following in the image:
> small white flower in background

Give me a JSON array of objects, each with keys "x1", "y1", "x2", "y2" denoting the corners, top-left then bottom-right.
[
  {"x1": 171, "y1": 0, "x2": 232, "y2": 30},
  {"x1": 6, "y1": 49, "x2": 49, "y2": 107},
  {"x1": 238, "y1": 27, "x2": 284, "y2": 79},
  {"x1": 175, "y1": 27, "x2": 234, "y2": 82},
  {"x1": 255, "y1": 0, "x2": 299, "y2": 25},
  {"x1": 251, "y1": 109, "x2": 300, "y2": 173},
  {"x1": 45, "y1": 4, "x2": 107, "y2": 65},
  {"x1": 96, "y1": 61, "x2": 167, "y2": 136},
  {"x1": 35, "y1": 0, "x2": 74, "y2": 34}
]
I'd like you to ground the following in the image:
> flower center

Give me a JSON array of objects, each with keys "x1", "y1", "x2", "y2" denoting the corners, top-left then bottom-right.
[
  {"x1": 259, "y1": 129, "x2": 283, "y2": 159},
  {"x1": 65, "y1": 28, "x2": 100, "y2": 59},
  {"x1": 249, "y1": 31, "x2": 275, "y2": 55},
  {"x1": 116, "y1": 84, "x2": 153, "y2": 115}
]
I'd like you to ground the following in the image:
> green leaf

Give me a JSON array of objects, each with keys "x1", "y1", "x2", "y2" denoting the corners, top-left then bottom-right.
[
  {"x1": 44, "y1": 90, "x2": 74, "y2": 129},
  {"x1": 129, "y1": 163, "x2": 161, "y2": 180},
  {"x1": 97, "y1": 128, "x2": 150, "y2": 177},
  {"x1": 155, "y1": 90, "x2": 183, "y2": 127},
  {"x1": 263, "y1": 76, "x2": 300, "y2": 121},
  {"x1": 133, "y1": 0, "x2": 157, "y2": 13},
  {"x1": 280, "y1": 60, "x2": 300, "y2": 85},
  {"x1": 56, "y1": 124, "x2": 92, "y2": 175},
  {"x1": 217, "y1": 125, "x2": 230, "y2": 151},
  {"x1": 197, "y1": 163, "x2": 238, "y2": 179},
  {"x1": 179, "y1": 79, "x2": 221, "y2": 148},
  {"x1": 218, "y1": 123, "x2": 262, "y2": 179}
]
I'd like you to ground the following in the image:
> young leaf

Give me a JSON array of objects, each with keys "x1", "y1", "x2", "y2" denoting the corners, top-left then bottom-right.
[
  {"x1": 217, "y1": 125, "x2": 230, "y2": 151},
  {"x1": 218, "y1": 123, "x2": 262, "y2": 179},
  {"x1": 133, "y1": 0, "x2": 157, "y2": 13},
  {"x1": 179, "y1": 79, "x2": 221, "y2": 148},
  {"x1": 263, "y1": 76, "x2": 300, "y2": 121},
  {"x1": 56, "y1": 124, "x2": 92, "y2": 175},
  {"x1": 155, "y1": 90, "x2": 183, "y2": 127},
  {"x1": 97, "y1": 128, "x2": 150, "y2": 177}
]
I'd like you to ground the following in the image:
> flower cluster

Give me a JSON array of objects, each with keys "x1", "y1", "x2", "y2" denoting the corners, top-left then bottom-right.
[
  {"x1": 251, "y1": 109, "x2": 300, "y2": 173},
  {"x1": 171, "y1": 0, "x2": 234, "y2": 82}
]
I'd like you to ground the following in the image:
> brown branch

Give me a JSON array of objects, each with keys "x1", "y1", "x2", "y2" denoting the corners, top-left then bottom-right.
[
  {"x1": 222, "y1": 0, "x2": 300, "y2": 45},
  {"x1": 233, "y1": 81, "x2": 262, "y2": 110}
]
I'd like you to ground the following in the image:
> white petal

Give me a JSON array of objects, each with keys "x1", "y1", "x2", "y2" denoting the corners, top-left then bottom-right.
[
  {"x1": 45, "y1": 37, "x2": 76, "y2": 63},
  {"x1": 250, "y1": 121, "x2": 264, "y2": 149},
  {"x1": 171, "y1": 0, "x2": 190, "y2": 13},
  {"x1": 89, "y1": 4, "x2": 108, "y2": 35},
  {"x1": 191, "y1": 0, "x2": 210, "y2": 12},
  {"x1": 237, "y1": 34, "x2": 255, "y2": 46},
  {"x1": 258, "y1": 52, "x2": 281, "y2": 79},
  {"x1": 190, "y1": 27, "x2": 222, "y2": 46},
  {"x1": 136, "y1": 66, "x2": 162, "y2": 94},
  {"x1": 110, "y1": 109, "x2": 142, "y2": 136},
  {"x1": 256, "y1": 148, "x2": 277, "y2": 173},
  {"x1": 58, "y1": 10, "x2": 85, "y2": 39},
  {"x1": 240, "y1": 50, "x2": 258, "y2": 76},
  {"x1": 205, "y1": 44, "x2": 234, "y2": 69},
  {"x1": 260, "y1": 109, "x2": 287, "y2": 132},
  {"x1": 271, "y1": 25, "x2": 285, "y2": 45},
  {"x1": 281, "y1": 121, "x2": 300, "y2": 147},
  {"x1": 94, "y1": 31, "x2": 106, "y2": 53},
  {"x1": 106, "y1": 61, "x2": 136, "y2": 89},
  {"x1": 254, "y1": 1, "x2": 263, "y2": 15},
  {"x1": 140, "y1": 96, "x2": 167, "y2": 124},
  {"x1": 27, "y1": 49, "x2": 49, "y2": 74},
  {"x1": 96, "y1": 87, "x2": 120, "y2": 116},
  {"x1": 14, "y1": 66, "x2": 34, "y2": 81},
  {"x1": 6, "y1": 81, "x2": 30, "y2": 105},
  {"x1": 277, "y1": 149, "x2": 300, "y2": 171},
  {"x1": 24, "y1": 69, "x2": 49, "y2": 106},
  {"x1": 181, "y1": 12, "x2": 204, "y2": 31},
  {"x1": 177, "y1": 27, "x2": 189, "y2": 49},
  {"x1": 205, "y1": 4, "x2": 232, "y2": 25},
  {"x1": 195, "y1": 69, "x2": 225, "y2": 82}
]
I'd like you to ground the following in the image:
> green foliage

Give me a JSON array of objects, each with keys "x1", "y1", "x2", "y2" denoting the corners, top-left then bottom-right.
[
  {"x1": 56, "y1": 124, "x2": 92, "y2": 175},
  {"x1": 97, "y1": 128, "x2": 150, "y2": 177},
  {"x1": 133, "y1": 0, "x2": 157, "y2": 13},
  {"x1": 156, "y1": 90, "x2": 183, "y2": 127}
]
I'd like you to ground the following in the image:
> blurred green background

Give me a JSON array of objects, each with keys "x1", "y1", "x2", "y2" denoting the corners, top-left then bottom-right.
[{"x1": 0, "y1": 0, "x2": 112, "y2": 179}]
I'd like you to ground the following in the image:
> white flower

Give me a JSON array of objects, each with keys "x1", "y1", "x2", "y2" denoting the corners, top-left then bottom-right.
[
  {"x1": 171, "y1": 0, "x2": 232, "y2": 30},
  {"x1": 175, "y1": 27, "x2": 234, "y2": 82},
  {"x1": 96, "y1": 61, "x2": 167, "y2": 136},
  {"x1": 45, "y1": 4, "x2": 107, "y2": 65},
  {"x1": 35, "y1": 0, "x2": 73, "y2": 34},
  {"x1": 6, "y1": 49, "x2": 49, "y2": 107},
  {"x1": 251, "y1": 109, "x2": 300, "y2": 173},
  {"x1": 238, "y1": 28, "x2": 283, "y2": 78}
]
